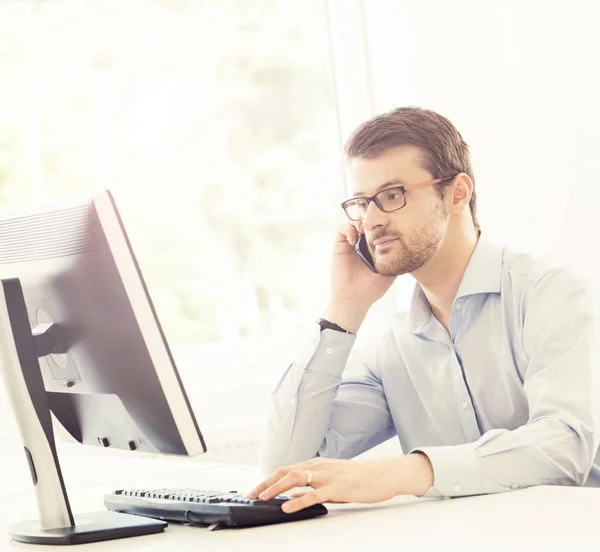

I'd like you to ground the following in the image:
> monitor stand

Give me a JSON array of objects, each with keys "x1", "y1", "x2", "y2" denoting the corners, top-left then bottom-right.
[{"x1": 0, "y1": 277, "x2": 167, "y2": 545}]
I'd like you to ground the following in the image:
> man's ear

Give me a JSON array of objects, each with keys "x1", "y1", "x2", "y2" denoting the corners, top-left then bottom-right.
[{"x1": 450, "y1": 173, "x2": 473, "y2": 213}]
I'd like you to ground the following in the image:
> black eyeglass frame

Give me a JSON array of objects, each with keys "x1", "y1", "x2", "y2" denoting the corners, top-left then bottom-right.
[{"x1": 341, "y1": 176, "x2": 457, "y2": 221}]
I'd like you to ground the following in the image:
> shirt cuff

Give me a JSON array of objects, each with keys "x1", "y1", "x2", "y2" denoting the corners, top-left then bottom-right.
[
  {"x1": 409, "y1": 443, "x2": 484, "y2": 498},
  {"x1": 295, "y1": 322, "x2": 357, "y2": 379}
]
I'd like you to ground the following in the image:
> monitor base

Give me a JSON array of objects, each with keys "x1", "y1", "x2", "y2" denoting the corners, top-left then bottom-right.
[{"x1": 9, "y1": 511, "x2": 167, "y2": 546}]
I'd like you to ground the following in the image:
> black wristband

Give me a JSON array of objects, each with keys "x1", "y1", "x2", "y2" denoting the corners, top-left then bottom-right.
[{"x1": 317, "y1": 318, "x2": 352, "y2": 334}]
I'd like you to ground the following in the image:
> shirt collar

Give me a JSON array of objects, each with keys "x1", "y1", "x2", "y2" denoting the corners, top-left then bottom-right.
[
  {"x1": 407, "y1": 233, "x2": 504, "y2": 333},
  {"x1": 407, "y1": 284, "x2": 432, "y2": 333}
]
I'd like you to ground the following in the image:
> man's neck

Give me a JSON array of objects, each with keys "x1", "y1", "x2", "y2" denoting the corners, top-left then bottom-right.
[{"x1": 412, "y1": 224, "x2": 479, "y2": 332}]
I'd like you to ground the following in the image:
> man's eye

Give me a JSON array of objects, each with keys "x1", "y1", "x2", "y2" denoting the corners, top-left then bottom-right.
[{"x1": 382, "y1": 190, "x2": 403, "y2": 201}]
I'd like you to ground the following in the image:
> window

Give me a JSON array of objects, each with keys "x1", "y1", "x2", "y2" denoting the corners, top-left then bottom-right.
[{"x1": 0, "y1": 0, "x2": 345, "y2": 463}]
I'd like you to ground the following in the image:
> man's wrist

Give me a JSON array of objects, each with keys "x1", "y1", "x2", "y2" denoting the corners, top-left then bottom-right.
[
  {"x1": 406, "y1": 452, "x2": 434, "y2": 496},
  {"x1": 322, "y1": 303, "x2": 369, "y2": 334},
  {"x1": 317, "y1": 318, "x2": 354, "y2": 334},
  {"x1": 389, "y1": 453, "x2": 434, "y2": 497}
]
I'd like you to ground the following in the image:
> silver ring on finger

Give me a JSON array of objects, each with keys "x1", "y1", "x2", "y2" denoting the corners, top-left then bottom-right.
[{"x1": 305, "y1": 470, "x2": 313, "y2": 486}]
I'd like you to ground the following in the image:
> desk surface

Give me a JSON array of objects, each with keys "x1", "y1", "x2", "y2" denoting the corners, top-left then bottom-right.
[{"x1": 1, "y1": 447, "x2": 599, "y2": 551}]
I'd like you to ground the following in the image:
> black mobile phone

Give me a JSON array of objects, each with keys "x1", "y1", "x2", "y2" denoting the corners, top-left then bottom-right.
[{"x1": 355, "y1": 233, "x2": 377, "y2": 273}]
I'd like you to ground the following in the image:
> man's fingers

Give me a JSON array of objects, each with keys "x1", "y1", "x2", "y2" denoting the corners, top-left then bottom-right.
[
  {"x1": 288, "y1": 490, "x2": 309, "y2": 499},
  {"x1": 336, "y1": 223, "x2": 358, "y2": 246},
  {"x1": 247, "y1": 467, "x2": 289, "y2": 499},
  {"x1": 282, "y1": 490, "x2": 325, "y2": 514},
  {"x1": 257, "y1": 470, "x2": 311, "y2": 501},
  {"x1": 248, "y1": 459, "x2": 329, "y2": 499}
]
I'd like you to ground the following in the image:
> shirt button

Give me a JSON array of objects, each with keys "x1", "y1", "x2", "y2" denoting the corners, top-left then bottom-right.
[
  {"x1": 511, "y1": 484, "x2": 519, "y2": 490},
  {"x1": 442, "y1": 496, "x2": 451, "y2": 500},
  {"x1": 290, "y1": 397, "x2": 296, "y2": 405},
  {"x1": 325, "y1": 347, "x2": 333, "y2": 355},
  {"x1": 454, "y1": 303, "x2": 462, "y2": 311},
  {"x1": 461, "y1": 400, "x2": 469, "y2": 409},
  {"x1": 453, "y1": 483, "x2": 462, "y2": 493}
]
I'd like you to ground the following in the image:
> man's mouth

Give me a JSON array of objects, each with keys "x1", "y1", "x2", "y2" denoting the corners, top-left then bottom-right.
[{"x1": 373, "y1": 237, "x2": 398, "y2": 247}]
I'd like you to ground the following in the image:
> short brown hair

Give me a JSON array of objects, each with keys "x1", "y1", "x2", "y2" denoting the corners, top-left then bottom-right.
[{"x1": 345, "y1": 106, "x2": 479, "y2": 231}]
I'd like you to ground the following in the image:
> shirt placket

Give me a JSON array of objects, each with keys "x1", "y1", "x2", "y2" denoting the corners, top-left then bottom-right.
[{"x1": 449, "y1": 297, "x2": 481, "y2": 443}]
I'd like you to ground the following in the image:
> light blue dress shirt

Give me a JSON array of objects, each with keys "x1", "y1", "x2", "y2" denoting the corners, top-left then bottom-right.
[{"x1": 260, "y1": 235, "x2": 600, "y2": 498}]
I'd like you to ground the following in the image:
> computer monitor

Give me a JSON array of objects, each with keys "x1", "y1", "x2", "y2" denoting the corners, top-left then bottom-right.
[{"x1": 0, "y1": 190, "x2": 206, "y2": 545}]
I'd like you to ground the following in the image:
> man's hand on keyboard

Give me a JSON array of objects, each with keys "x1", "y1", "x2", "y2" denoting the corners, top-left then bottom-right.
[{"x1": 247, "y1": 453, "x2": 434, "y2": 514}]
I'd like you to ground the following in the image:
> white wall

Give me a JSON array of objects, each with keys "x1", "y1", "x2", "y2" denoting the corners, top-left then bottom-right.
[{"x1": 361, "y1": 0, "x2": 600, "y2": 286}]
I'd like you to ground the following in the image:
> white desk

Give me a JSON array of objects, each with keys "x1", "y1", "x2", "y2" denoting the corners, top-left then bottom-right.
[{"x1": 2, "y1": 448, "x2": 600, "y2": 551}]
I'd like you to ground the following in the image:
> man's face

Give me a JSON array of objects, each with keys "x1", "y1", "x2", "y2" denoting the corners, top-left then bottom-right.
[{"x1": 350, "y1": 145, "x2": 450, "y2": 277}]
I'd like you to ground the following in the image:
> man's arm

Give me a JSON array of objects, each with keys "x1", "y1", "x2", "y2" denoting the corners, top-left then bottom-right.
[
  {"x1": 259, "y1": 325, "x2": 396, "y2": 474},
  {"x1": 413, "y1": 268, "x2": 599, "y2": 497},
  {"x1": 251, "y1": 269, "x2": 599, "y2": 510},
  {"x1": 258, "y1": 222, "x2": 399, "y2": 473}
]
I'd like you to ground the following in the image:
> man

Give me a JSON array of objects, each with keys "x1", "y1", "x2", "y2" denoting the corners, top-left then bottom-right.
[{"x1": 248, "y1": 107, "x2": 600, "y2": 514}]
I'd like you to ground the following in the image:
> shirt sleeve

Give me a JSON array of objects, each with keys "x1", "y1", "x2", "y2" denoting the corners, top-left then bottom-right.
[
  {"x1": 411, "y1": 269, "x2": 600, "y2": 498},
  {"x1": 259, "y1": 324, "x2": 396, "y2": 475}
]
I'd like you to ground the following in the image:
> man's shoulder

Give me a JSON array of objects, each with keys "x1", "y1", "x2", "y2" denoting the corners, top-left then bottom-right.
[
  {"x1": 502, "y1": 246, "x2": 572, "y2": 286},
  {"x1": 501, "y1": 246, "x2": 591, "y2": 298}
]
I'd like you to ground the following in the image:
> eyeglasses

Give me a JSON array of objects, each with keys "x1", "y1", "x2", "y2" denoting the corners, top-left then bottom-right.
[{"x1": 341, "y1": 176, "x2": 457, "y2": 221}]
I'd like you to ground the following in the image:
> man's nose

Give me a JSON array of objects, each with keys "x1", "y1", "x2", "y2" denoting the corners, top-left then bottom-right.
[{"x1": 361, "y1": 200, "x2": 386, "y2": 232}]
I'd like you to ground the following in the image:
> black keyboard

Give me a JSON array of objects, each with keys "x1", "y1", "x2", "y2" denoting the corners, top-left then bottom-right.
[{"x1": 104, "y1": 488, "x2": 328, "y2": 530}]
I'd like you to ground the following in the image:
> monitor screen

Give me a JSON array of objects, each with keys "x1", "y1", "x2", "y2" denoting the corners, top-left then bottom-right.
[{"x1": 0, "y1": 190, "x2": 206, "y2": 457}]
